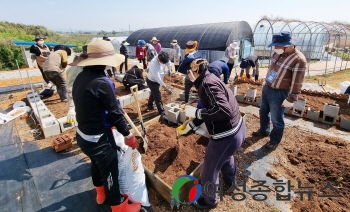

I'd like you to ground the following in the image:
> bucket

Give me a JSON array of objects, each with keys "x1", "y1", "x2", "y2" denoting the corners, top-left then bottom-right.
[{"x1": 339, "y1": 81, "x2": 350, "y2": 94}]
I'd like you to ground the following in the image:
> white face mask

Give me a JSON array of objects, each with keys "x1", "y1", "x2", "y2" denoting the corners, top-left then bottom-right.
[
  {"x1": 274, "y1": 48, "x2": 284, "y2": 55},
  {"x1": 37, "y1": 41, "x2": 44, "y2": 45}
]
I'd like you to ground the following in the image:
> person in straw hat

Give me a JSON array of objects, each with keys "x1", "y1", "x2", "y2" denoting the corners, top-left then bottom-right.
[
  {"x1": 72, "y1": 40, "x2": 141, "y2": 212},
  {"x1": 170, "y1": 39, "x2": 181, "y2": 71},
  {"x1": 178, "y1": 40, "x2": 202, "y2": 104},
  {"x1": 150, "y1": 37, "x2": 162, "y2": 53},
  {"x1": 122, "y1": 60, "x2": 146, "y2": 90},
  {"x1": 176, "y1": 58, "x2": 245, "y2": 210},
  {"x1": 252, "y1": 31, "x2": 306, "y2": 151}
]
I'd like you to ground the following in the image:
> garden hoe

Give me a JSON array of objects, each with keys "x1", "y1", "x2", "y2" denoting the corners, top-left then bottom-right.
[
  {"x1": 318, "y1": 79, "x2": 327, "y2": 92},
  {"x1": 130, "y1": 85, "x2": 149, "y2": 152}
]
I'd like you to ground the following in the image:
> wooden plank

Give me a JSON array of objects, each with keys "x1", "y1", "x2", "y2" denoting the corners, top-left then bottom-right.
[{"x1": 143, "y1": 165, "x2": 172, "y2": 203}]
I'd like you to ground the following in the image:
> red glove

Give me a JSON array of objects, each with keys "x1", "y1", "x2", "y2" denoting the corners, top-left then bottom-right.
[{"x1": 125, "y1": 133, "x2": 137, "y2": 149}]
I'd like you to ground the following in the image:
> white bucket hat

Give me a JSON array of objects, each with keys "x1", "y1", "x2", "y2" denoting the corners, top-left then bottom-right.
[
  {"x1": 76, "y1": 40, "x2": 124, "y2": 67},
  {"x1": 230, "y1": 42, "x2": 240, "y2": 50}
]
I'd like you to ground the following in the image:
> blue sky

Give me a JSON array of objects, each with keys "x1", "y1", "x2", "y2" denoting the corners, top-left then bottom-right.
[{"x1": 0, "y1": 0, "x2": 349, "y2": 32}]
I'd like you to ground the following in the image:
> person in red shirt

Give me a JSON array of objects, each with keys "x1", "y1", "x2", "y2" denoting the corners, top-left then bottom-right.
[{"x1": 136, "y1": 40, "x2": 147, "y2": 69}]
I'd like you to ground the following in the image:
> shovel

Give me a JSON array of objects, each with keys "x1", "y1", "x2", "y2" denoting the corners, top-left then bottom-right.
[
  {"x1": 130, "y1": 85, "x2": 149, "y2": 152},
  {"x1": 121, "y1": 108, "x2": 149, "y2": 152}
]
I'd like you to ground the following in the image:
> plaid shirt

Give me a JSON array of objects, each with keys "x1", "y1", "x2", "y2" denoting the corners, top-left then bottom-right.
[{"x1": 266, "y1": 48, "x2": 306, "y2": 96}]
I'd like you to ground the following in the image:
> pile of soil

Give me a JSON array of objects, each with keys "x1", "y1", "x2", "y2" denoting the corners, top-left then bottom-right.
[
  {"x1": 139, "y1": 120, "x2": 208, "y2": 185},
  {"x1": 233, "y1": 81, "x2": 350, "y2": 120}
]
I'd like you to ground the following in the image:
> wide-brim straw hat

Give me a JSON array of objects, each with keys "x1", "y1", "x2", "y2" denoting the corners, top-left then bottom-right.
[
  {"x1": 76, "y1": 40, "x2": 124, "y2": 67},
  {"x1": 185, "y1": 40, "x2": 198, "y2": 53},
  {"x1": 150, "y1": 37, "x2": 159, "y2": 42}
]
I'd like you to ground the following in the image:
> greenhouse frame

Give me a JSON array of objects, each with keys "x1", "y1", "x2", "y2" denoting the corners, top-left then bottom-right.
[{"x1": 253, "y1": 18, "x2": 350, "y2": 75}]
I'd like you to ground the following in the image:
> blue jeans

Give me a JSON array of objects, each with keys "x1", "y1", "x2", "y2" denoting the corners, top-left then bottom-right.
[{"x1": 259, "y1": 85, "x2": 289, "y2": 145}]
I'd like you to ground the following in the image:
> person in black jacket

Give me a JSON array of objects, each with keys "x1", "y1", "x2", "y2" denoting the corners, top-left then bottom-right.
[
  {"x1": 177, "y1": 58, "x2": 245, "y2": 210},
  {"x1": 119, "y1": 40, "x2": 129, "y2": 74},
  {"x1": 239, "y1": 55, "x2": 259, "y2": 81},
  {"x1": 122, "y1": 60, "x2": 146, "y2": 90},
  {"x1": 72, "y1": 40, "x2": 141, "y2": 212}
]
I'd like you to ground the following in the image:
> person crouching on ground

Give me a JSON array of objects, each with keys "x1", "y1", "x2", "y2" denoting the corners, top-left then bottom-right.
[
  {"x1": 177, "y1": 58, "x2": 245, "y2": 210},
  {"x1": 43, "y1": 45, "x2": 71, "y2": 102},
  {"x1": 239, "y1": 54, "x2": 259, "y2": 81},
  {"x1": 72, "y1": 40, "x2": 141, "y2": 212},
  {"x1": 122, "y1": 60, "x2": 146, "y2": 90},
  {"x1": 146, "y1": 51, "x2": 172, "y2": 115}
]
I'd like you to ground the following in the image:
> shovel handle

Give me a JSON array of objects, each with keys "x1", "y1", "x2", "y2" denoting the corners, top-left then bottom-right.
[{"x1": 130, "y1": 85, "x2": 143, "y2": 123}]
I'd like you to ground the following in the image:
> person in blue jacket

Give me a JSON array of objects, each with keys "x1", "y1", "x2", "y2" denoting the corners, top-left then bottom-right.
[{"x1": 208, "y1": 60, "x2": 230, "y2": 84}]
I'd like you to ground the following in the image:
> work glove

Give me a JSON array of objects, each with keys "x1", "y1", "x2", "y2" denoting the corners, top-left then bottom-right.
[
  {"x1": 165, "y1": 86, "x2": 172, "y2": 95},
  {"x1": 177, "y1": 124, "x2": 192, "y2": 136},
  {"x1": 67, "y1": 107, "x2": 76, "y2": 124},
  {"x1": 125, "y1": 133, "x2": 137, "y2": 149},
  {"x1": 286, "y1": 95, "x2": 298, "y2": 103}
]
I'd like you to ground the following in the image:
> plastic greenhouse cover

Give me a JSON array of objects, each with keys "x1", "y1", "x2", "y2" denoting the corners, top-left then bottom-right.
[{"x1": 126, "y1": 21, "x2": 253, "y2": 51}]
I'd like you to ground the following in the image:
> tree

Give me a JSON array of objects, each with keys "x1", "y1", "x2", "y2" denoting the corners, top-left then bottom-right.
[{"x1": 112, "y1": 30, "x2": 116, "y2": 36}]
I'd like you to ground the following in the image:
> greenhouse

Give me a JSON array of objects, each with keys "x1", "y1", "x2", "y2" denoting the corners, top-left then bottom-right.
[
  {"x1": 126, "y1": 21, "x2": 253, "y2": 63},
  {"x1": 253, "y1": 19, "x2": 350, "y2": 75}
]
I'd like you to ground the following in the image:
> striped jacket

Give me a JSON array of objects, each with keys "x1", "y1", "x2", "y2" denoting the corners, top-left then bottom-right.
[{"x1": 266, "y1": 48, "x2": 306, "y2": 96}]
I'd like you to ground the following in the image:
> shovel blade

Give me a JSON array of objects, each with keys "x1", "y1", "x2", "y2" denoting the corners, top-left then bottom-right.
[{"x1": 142, "y1": 136, "x2": 149, "y2": 152}]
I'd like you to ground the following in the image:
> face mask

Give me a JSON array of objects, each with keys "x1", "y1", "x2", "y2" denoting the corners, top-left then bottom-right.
[
  {"x1": 37, "y1": 41, "x2": 44, "y2": 45},
  {"x1": 153, "y1": 42, "x2": 157, "y2": 44},
  {"x1": 274, "y1": 48, "x2": 284, "y2": 55}
]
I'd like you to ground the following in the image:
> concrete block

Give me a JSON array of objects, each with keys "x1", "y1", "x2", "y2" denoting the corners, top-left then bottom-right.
[
  {"x1": 57, "y1": 116, "x2": 75, "y2": 132},
  {"x1": 340, "y1": 117, "x2": 350, "y2": 130},
  {"x1": 292, "y1": 99, "x2": 306, "y2": 117},
  {"x1": 168, "y1": 108, "x2": 180, "y2": 124},
  {"x1": 33, "y1": 83, "x2": 45, "y2": 90},
  {"x1": 284, "y1": 107, "x2": 291, "y2": 114},
  {"x1": 115, "y1": 74, "x2": 124, "y2": 82},
  {"x1": 28, "y1": 96, "x2": 41, "y2": 103},
  {"x1": 26, "y1": 92, "x2": 39, "y2": 99},
  {"x1": 256, "y1": 97, "x2": 262, "y2": 107},
  {"x1": 179, "y1": 91, "x2": 185, "y2": 101},
  {"x1": 164, "y1": 103, "x2": 179, "y2": 116},
  {"x1": 306, "y1": 108, "x2": 320, "y2": 121},
  {"x1": 229, "y1": 86, "x2": 237, "y2": 96},
  {"x1": 118, "y1": 95, "x2": 130, "y2": 107},
  {"x1": 246, "y1": 88, "x2": 257, "y2": 104},
  {"x1": 323, "y1": 103, "x2": 340, "y2": 117},
  {"x1": 39, "y1": 112, "x2": 55, "y2": 125},
  {"x1": 42, "y1": 118, "x2": 61, "y2": 138},
  {"x1": 235, "y1": 94, "x2": 245, "y2": 103},
  {"x1": 32, "y1": 105, "x2": 49, "y2": 117}
]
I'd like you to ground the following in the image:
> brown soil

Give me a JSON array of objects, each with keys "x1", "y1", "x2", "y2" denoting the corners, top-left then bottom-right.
[
  {"x1": 233, "y1": 81, "x2": 350, "y2": 120},
  {"x1": 139, "y1": 120, "x2": 208, "y2": 185}
]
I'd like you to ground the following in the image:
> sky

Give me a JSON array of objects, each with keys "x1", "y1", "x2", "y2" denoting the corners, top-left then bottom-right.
[{"x1": 0, "y1": 0, "x2": 349, "y2": 32}]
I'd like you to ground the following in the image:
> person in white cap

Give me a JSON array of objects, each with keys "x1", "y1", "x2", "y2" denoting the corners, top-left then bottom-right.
[
  {"x1": 224, "y1": 42, "x2": 240, "y2": 81},
  {"x1": 150, "y1": 37, "x2": 162, "y2": 53}
]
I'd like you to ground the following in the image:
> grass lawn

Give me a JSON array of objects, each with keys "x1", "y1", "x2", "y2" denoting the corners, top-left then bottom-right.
[{"x1": 304, "y1": 68, "x2": 350, "y2": 88}]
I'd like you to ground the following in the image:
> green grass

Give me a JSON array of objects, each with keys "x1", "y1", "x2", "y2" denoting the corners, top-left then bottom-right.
[{"x1": 271, "y1": 207, "x2": 280, "y2": 212}]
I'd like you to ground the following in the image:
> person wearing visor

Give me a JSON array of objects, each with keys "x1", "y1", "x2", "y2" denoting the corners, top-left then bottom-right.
[
  {"x1": 178, "y1": 40, "x2": 202, "y2": 104},
  {"x1": 176, "y1": 58, "x2": 245, "y2": 210},
  {"x1": 252, "y1": 31, "x2": 306, "y2": 150}
]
